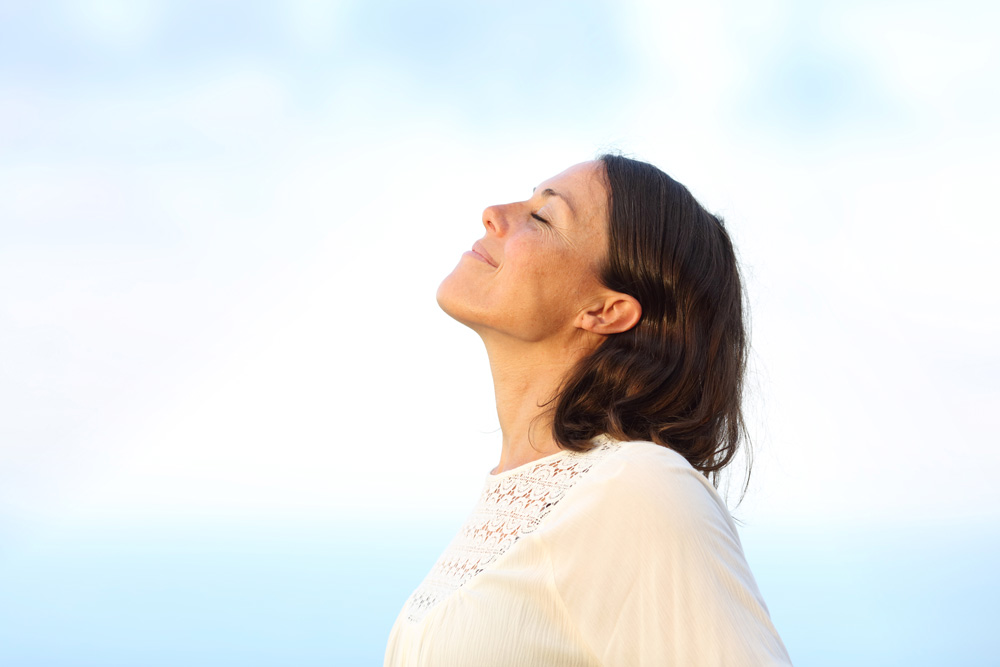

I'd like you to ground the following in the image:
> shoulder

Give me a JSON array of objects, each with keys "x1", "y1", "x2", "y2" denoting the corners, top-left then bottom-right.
[
  {"x1": 597, "y1": 438, "x2": 703, "y2": 477},
  {"x1": 542, "y1": 439, "x2": 790, "y2": 665},
  {"x1": 540, "y1": 438, "x2": 743, "y2": 564},
  {"x1": 575, "y1": 439, "x2": 737, "y2": 534},
  {"x1": 588, "y1": 437, "x2": 708, "y2": 481}
]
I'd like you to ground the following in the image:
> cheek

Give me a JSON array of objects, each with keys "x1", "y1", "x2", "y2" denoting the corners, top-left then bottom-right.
[
  {"x1": 506, "y1": 239, "x2": 563, "y2": 282},
  {"x1": 509, "y1": 248, "x2": 593, "y2": 305}
]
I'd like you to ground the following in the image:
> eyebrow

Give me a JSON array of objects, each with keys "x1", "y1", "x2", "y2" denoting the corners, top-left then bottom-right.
[{"x1": 532, "y1": 187, "x2": 575, "y2": 214}]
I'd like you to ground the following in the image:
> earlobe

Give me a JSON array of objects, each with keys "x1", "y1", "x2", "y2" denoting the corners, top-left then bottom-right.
[{"x1": 579, "y1": 293, "x2": 642, "y2": 335}]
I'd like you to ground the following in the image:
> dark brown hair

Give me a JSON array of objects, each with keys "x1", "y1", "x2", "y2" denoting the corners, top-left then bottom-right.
[{"x1": 552, "y1": 154, "x2": 749, "y2": 488}]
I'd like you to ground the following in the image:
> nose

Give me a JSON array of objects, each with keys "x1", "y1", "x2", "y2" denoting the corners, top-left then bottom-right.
[{"x1": 482, "y1": 204, "x2": 509, "y2": 236}]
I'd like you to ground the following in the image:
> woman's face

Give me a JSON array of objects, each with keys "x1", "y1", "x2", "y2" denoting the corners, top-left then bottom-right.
[{"x1": 437, "y1": 160, "x2": 611, "y2": 343}]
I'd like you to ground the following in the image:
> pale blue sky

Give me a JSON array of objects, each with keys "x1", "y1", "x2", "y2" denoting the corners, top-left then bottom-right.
[
  {"x1": 1, "y1": 0, "x2": 997, "y2": 528},
  {"x1": 2, "y1": 2, "x2": 999, "y2": 664}
]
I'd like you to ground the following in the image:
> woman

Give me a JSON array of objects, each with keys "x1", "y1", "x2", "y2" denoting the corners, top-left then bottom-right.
[{"x1": 384, "y1": 155, "x2": 792, "y2": 665}]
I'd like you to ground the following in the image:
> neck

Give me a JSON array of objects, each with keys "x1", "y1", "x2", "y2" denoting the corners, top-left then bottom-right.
[{"x1": 480, "y1": 331, "x2": 598, "y2": 474}]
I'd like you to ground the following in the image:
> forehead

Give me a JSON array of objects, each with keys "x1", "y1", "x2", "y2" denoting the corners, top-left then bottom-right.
[
  {"x1": 537, "y1": 161, "x2": 610, "y2": 267},
  {"x1": 535, "y1": 160, "x2": 608, "y2": 240},
  {"x1": 536, "y1": 161, "x2": 608, "y2": 217}
]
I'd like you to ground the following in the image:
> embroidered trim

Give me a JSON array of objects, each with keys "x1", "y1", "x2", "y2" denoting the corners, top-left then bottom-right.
[{"x1": 405, "y1": 438, "x2": 621, "y2": 623}]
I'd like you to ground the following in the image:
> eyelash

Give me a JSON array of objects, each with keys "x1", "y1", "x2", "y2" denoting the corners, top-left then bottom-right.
[{"x1": 531, "y1": 212, "x2": 550, "y2": 224}]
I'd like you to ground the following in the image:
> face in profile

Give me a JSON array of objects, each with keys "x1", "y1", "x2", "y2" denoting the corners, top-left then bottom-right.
[{"x1": 436, "y1": 161, "x2": 612, "y2": 344}]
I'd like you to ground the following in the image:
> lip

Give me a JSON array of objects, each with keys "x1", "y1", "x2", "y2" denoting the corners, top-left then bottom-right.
[{"x1": 468, "y1": 240, "x2": 498, "y2": 267}]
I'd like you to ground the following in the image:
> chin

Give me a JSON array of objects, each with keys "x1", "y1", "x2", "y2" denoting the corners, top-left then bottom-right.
[
  {"x1": 436, "y1": 270, "x2": 489, "y2": 332},
  {"x1": 436, "y1": 269, "x2": 470, "y2": 322}
]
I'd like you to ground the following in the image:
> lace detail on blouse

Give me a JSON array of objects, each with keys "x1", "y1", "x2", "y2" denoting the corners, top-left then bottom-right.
[{"x1": 405, "y1": 437, "x2": 622, "y2": 623}]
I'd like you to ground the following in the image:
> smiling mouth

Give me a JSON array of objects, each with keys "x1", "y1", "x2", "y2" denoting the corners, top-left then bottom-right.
[{"x1": 470, "y1": 241, "x2": 498, "y2": 267}]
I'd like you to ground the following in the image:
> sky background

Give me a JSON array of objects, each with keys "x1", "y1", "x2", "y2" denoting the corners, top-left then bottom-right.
[{"x1": 1, "y1": 0, "x2": 998, "y2": 664}]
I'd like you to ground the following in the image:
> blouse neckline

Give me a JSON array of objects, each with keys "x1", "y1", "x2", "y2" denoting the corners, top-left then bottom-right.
[{"x1": 486, "y1": 435, "x2": 616, "y2": 479}]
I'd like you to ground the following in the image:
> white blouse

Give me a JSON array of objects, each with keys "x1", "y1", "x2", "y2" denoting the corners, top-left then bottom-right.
[{"x1": 384, "y1": 437, "x2": 791, "y2": 666}]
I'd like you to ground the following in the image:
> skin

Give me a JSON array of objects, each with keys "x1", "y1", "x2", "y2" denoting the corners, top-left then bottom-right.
[{"x1": 437, "y1": 161, "x2": 641, "y2": 474}]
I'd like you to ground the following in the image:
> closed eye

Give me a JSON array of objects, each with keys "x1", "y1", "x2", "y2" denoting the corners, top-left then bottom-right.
[{"x1": 531, "y1": 212, "x2": 550, "y2": 224}]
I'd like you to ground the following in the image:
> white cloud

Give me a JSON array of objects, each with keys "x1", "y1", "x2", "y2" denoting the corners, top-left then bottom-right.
[{"x1": 2, "y1": 0, "x2": 997, "y2": 530}]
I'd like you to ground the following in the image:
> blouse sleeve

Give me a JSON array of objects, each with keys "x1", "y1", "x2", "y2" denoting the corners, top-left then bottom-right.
[{"x1": 541, "y1": 442, "x2": 792, "y2": 666}]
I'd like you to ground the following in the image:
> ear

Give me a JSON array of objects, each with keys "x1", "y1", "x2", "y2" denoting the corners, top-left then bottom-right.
[{"x1": 577, "y1": 292, "x2": 642, "y2": 335}]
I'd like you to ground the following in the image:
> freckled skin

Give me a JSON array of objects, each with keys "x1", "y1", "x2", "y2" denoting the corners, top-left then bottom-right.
[
  {"x1": 437, "y1": 161, "x2": 611, "y2": 345},
  {"x1": 435, "y1": 160, "x2": 639, "y2": 474}
]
